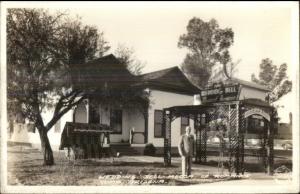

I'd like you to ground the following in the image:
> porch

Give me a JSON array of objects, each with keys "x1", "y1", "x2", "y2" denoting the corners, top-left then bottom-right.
[
  {"x1": 72, "y1": 99, "x2": 148, "y2": 145},
  {"x1": 162, "y1": 99, "x2": 277, "y2": 175}
]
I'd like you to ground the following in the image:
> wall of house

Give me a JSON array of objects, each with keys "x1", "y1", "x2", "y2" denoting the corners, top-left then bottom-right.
[
  {"x1": 147, "y1": 89, "x2": 195, "y2": 148},
  {"x1": 276, "y1": 122, "x2": 292, "y2": 139},
  {"x1": 10, "y1": 123, "x2": 30, "y2": 144},
  {"x1": 12, "y1": 88, "x2": 195, "y2": 149},
  {"x1": 239, "y1": 86, "x2": 266, "y2": 101},
  {"x1": 26, "y1": 108, "x2": 74, "y2": 151},
  {"x1": 71, "y1": 103, "x2": 145, "y2": 144}
]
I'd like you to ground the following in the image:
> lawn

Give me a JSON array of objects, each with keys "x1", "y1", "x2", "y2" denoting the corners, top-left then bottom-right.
[{"x1": 7, "y1": 145, "x2": 292, "y2": 186}]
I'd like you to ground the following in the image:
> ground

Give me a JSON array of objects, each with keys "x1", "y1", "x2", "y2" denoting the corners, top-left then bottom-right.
[{"x1": 7, "y1": 145, "x2": 292, "y2": 186}]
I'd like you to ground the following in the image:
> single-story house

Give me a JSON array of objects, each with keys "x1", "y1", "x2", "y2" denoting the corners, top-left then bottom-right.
[
  {"x1": 8, "y1": 54, "x2": 200, "y2": 154},
  {"x1": 9, "y1": 54, "x2": 283, "y2": 155}
]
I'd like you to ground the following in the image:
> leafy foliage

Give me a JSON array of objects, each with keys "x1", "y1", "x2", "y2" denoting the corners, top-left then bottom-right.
[
  {"x1": 251, "y1": 58, "x2": 292, "y2": 102},
  {"x1": 178, "y1": 17, "x2": 234, "y2": 88},
  {"x1": 60, "y1": 17, "x2": 110, "y2": 65},
  {"x1": 7, "y1": 8, "x2": 109, "y2": 165},
  {"x1": 114, "y1": 43, "x2": 145, "y2": 75}
]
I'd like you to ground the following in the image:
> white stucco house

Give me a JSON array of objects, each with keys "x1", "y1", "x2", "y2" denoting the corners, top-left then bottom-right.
[
  {"x1": 10, "y1": 54, "x2": 288, "y2": 154},
  {"x1": 8, "y1": 54, "x2": 200, "y2": 153}
]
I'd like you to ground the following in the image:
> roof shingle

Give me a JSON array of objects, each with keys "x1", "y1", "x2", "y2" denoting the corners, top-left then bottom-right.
[
  {"x1": 71, "y1": 54, "x2": 137, "y2": 89},
  {"x1": 139, "y1": 66, "x2": 200, "y2": 95}
]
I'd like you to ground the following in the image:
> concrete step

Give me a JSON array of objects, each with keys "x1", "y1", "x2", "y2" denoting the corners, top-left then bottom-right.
[{"x1": 110, "y1": 144, "x2": 140, "y2": 156}]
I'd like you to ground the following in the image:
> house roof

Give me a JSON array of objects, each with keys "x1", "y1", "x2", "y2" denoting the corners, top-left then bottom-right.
[
  {"x1": 239, "y1": 98, "x2": 272, "y2": 108},
  {"x1": 138, "y1": 66, "x2": 201, "y2": 95},
  {"x1": 228, "y1": 78, "x2": 270, "y2": 92},
  {"x1": 70, "y1": 55, "x2": 200, "y2": 97},
  {"x1": 71, "y1": 54, "x2": 137, "y2": 90}
]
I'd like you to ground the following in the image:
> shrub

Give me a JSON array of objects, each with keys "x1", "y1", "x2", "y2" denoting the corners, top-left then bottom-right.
[{"x1": 144, "y1": 143, "x2": 156, "y2": 156}]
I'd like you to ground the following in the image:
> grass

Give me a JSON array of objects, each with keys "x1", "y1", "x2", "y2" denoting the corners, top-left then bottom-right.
[{"x1": 7, "y1": 146, "x2": 292, "y2": 186}]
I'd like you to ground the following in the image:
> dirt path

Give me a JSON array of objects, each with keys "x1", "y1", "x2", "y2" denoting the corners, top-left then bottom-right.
[{"x1": 7, "y1": 147, "x2": 292, "y2": 186}]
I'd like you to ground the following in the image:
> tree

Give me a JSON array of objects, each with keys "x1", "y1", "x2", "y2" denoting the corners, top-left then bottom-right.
[
  {"x1": 7, "y1": 8, "x2": 109, "y2": 165},
  {"x1": 223, "y1": 59, "x2": 241, "y2": 79},
  {"x1": 178, "y1": 17, "x2": 234, "y2": 88},
  {"x1": 251, "y1": 58, "x2": 292, "y2": 103},
  {"x1": 61, "y1": 17, "x2": 110, "y2": 64},
  {"x1": 114, "y1": 43, "x2": 145, "y2": 75}
]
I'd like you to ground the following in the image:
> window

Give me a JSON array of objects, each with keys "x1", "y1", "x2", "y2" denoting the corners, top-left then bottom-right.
[
  {"x1": 181, "y1": 116, "x2": 190, "y2": 134},
  {"x1": 154, "y1": 110, "x2": 163, "y2": 138},
  {"x1": 27, "y1": 123, "x2": 36, "y2": 133},
  {"x1": 110, "y1": 109, "x2": 122, "y2": 134},
  {"x1": 54, "y1": 119, "x2": 61, "y2": 133},
  {"x1": 89, "y1": 102, "x2": 100, "y2": 124}
]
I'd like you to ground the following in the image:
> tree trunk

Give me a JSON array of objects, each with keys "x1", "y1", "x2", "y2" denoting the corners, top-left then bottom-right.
[{"x1": 38, "y1": 128, "x2": 54, "y2": 165}]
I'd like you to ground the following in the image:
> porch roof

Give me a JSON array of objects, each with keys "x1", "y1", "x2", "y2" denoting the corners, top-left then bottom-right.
[
  {"x1": 163, "y1": 104, "x2": 214, "y2": 117},
  {"x1": 228, "y1": 78, "x2": 270, "y2": 92},
  {"x1": 239, "y1": 98, "x2": 273, "y2": 108},
  {"x1": 163, "y1": 98, "x2": 273, "y2": 118},
  {"x1": 59, "y1": 122, "x2": 112, "y2": 150}
]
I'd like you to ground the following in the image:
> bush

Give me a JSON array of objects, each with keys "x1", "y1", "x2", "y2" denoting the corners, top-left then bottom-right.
[{"x1": 144, "y1": 143, "x2": 156, "y2": 156}]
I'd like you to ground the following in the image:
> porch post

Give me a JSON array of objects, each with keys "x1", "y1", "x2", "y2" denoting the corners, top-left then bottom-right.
[
  {"x1": 235, "y1": 103, "x2": 240, "y2": 175},
  {"x1": 262, "y1": 119, "x2": 268, "y2": 173},
  {"x1": 194, "y1": 114, "x2": 201, "y2": 163},
  {"x1": 267, "y1": 110, "x2": 275, "y2": 175},
  {"x1": 163, "y1": 109, "x2": 172, "y2": 166},
  {"x1": 144, "y1": 111, "x2": 148, "y2": 144},
  {"x1": 238, "y1": 104, "x2": 245, "y2": 175},
  {"x1": 200, "y1": 113, "x2": 207, "y2": 163},
  {"x1": 228, "y1": 103, "x2": 241, "y2": 175}
]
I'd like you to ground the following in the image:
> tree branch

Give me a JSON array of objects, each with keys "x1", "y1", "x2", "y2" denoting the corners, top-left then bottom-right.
[{"x1": 46, "y1": 93, "x2": 86, "y2": 131}]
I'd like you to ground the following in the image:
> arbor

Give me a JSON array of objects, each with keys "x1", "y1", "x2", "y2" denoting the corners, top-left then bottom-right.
[
  {"x1": 251, "y1": 58, "x2": 292, "y2": 103},
  {"x1": 178, "y1": 17, "x2": 234, "y2": 88},
  {"x1": 114, "y1": 43, "x2": 145, "y2": 75},
  {"x1": 7, "y1": 8, "x2": 109, "y2": 165}
]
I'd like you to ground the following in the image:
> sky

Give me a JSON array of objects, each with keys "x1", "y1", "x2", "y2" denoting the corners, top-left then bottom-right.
[
  {"x1": 3, "y1": 1, "x2": 297, "y2": 79},
  {"x1": 2, "y1": 1, "x2": 299, "y2": 122},
  {"x1": 59, "y1": 1, "x2": 297, "y2": 81},
  {"x1": 62, "y1": 1, "x2": 298, "y2": 122}
]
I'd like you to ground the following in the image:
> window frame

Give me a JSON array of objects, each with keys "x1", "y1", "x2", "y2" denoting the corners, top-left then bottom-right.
[
  {"x1": 154, "y1": 109, "x2": 164, "y2": 138},
  {"x1": 110, "y1": 109, "x2": 123, "y2": 134},
  {"x1": 88, "y1": 102, "x2": 100, "y2": 124}
]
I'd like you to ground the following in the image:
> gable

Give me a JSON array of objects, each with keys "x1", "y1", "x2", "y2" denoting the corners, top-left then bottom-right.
[
  {"x1": 139, "y1": 67, "x2": 200, "y2": 95},
  {"x1": 70, "y1": 54, "x2": 137, "y2": 90}
]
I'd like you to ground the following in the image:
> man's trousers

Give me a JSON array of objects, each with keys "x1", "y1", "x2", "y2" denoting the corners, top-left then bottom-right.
[{"x1": 181, "y1": 156, "x2": 192, "y2": 176}]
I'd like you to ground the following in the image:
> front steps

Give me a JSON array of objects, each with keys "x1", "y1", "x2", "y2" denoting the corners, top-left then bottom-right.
[{"x1": 110, "y1": 143, "x2": 142, "y2": 156}]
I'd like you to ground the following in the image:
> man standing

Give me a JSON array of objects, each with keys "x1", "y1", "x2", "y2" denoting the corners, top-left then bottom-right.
[{"x1": 178, "y1": 126, "x2": 194, "y2": 177}]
